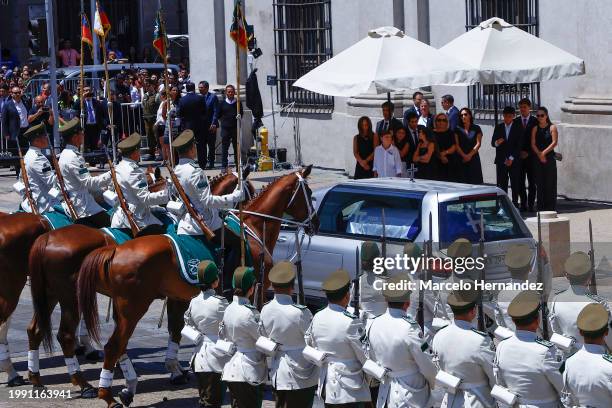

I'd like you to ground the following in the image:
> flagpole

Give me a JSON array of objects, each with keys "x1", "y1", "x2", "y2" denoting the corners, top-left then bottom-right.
[
  {"x1": 100, "y1": 38, "x2": 116, "y2": 162},
  {"x1": 79, "y1": 14, "x2": 85, "y2": 153},
  {"x1": 235, "y1": 1, "x2": 246, "y2": 267},
  {"x1": 159, "y1": 9, "x2": 173, "y2": 167}
]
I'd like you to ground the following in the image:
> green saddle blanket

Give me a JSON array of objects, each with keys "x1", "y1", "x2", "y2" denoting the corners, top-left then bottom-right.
[
  {"x1": 101, "y1": 227, "x2": 132, "y2": 245},
  {"x1": 42, "y1": 206, "x2": 73, "y2": 230},
  {"x1": 164, "y1": 232, "x2": 217, "y2": 286},
  {"x1": 224, "y1": 213, "x2": 254, "y2": 265}
]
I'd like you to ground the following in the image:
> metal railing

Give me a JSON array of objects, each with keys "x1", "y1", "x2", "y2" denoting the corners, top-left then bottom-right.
[
  {"x1": 273, "y1": 0, "x2": 334, "y2": 112},
  {"x1": 465, "y1": 0, "x2": 540, "y2": 121},
  {"x1": 25, "y1": 77, "x2": 113, "y2": 99}
]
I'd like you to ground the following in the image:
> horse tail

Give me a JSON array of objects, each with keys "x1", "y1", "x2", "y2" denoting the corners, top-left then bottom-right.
[
  {"x1": 77, "y1": 245, "x2": 115, "y2": 345},
  {"x1": 28, "y1": 233, "x2": 54, "y2": 352}
]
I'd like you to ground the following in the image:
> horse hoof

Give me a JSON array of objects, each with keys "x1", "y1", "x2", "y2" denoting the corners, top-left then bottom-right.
[
  {"x1": 118, "y1": 388, "x2": 134, "y2": 406},
  {"x1": 169, "y1": 372, "x2": 189, "y2": 385},
  {"x1": 7, "y1": 375, "x2": 27, "y2": 387},
  {"x1": 80, "y1": 385, "x2": 98, "y2": 399},
  {"x1": 85, "y1": 350, "x2": 103, "y2": 362}
]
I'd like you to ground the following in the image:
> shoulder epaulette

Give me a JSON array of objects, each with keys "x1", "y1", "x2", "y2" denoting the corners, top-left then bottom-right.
[
  {"x1": 42, "y1": 165, "x2": 52, "y2": 173},
  {"x1": 213, "y1": 295, "x2": 227, "y2": 301},
  {"x1": 197, "y1": 179, "x2": 208, "y2": 189},
  {"x1": 586, "y1": 293, "x2": 607, "y2": 304},
  {"x1": 190, "y1": 162, "x2": 200, "y2": 168},
  {"x1": 402, "y1": 316, "x2": 418, "y2": 325},
  {"x1": 78, "y1": 168, "x2": 88, "y2": 174},
  {"x1": 471, "y1": 328, "x2": 487, "y2": 337},
  {"x1": 343, "y1": 310, "x2": 357, "y2": 319},
  {"x1": 243, "y1": 303, "x2": 257, "y2": 310},
  {"x1": 535, "y1": 337, "x2": 554, "y2": 348},
  {"x1": 316, "y1": 305, "x2": 326, "y2": 313},
  {"x1": 292, "y1": 304, "x2": 308, "y2": 310},
  {"x1": 603, "y1": 353, "x2": 612, "y2": 363},
  {"x1": 130, "y1": 162, "x2": 139, "y2": 169}
]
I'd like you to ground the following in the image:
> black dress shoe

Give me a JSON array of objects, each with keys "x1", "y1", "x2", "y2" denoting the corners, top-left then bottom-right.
[{"x1": 7, "y1": 375, "x2": 27, "y2": 387}]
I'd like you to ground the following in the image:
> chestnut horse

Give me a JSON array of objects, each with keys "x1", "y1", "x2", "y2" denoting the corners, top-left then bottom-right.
[
  {"x1": 77, "y1": 166, "x2": 318, "y2": 407},
  {"x1": 0, "y1": 211, "x2": 51, "y2": 386},
  {"x1": 25, "y1": 171, "x2": 253, "y2": 395}
]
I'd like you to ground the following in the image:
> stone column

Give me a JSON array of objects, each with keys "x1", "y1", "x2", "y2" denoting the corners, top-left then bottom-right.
[{"x1": 187, "y1": 0, "x2": 219, "y2": 85}]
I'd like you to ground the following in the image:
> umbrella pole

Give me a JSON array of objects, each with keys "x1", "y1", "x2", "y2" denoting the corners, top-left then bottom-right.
[
  {"x1": 493, "y1": 85, "x2": 499, "y2": 124},
  {"x1": 387, "y1": 91, "x2": 391, "y2": 104}
]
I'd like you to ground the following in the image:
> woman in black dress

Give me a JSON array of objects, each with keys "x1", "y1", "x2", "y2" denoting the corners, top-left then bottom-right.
[
  {"x1": 352, "y1": 116, "x2": 378, "y2": 179},
  {"x1": 531, "y1": 106, "x2": 558, "y2": 211},
  {"x1": 393, "y1": 126, "x2": 410, "y2": 176},
  {"x1": 454, "y1": 107, "x2": 483, "y2": 184},
  {"x1": 433, "y1": 113, "x2": 460, "y2": 182},
  {"x1": 412, "y1": 125, "x2": 438, "y2": 180}
]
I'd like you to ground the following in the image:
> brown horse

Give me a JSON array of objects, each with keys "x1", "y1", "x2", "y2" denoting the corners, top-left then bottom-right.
[
  {"x1": 77, "y1": 166, "x2": 317, "y2": 407},
  {"x1": 0, "y1": 211, "x2": 51, "y2": 386},
  {"x1": 26, "y1": 171, "x2": 253, "y2": 395}
]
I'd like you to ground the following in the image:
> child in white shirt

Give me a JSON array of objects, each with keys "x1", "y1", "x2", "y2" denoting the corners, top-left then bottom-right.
[{"x1": 373, "y1": 130, "x2": 403, "y2": 178}]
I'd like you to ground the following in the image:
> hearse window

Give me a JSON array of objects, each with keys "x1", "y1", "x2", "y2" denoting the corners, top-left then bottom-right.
[
  {"x1": 318, "y1": 186, "x2": 423, "y2": 241},
  {"x1": 438, "y1": 194, "x2": 527, "y2": 248}
]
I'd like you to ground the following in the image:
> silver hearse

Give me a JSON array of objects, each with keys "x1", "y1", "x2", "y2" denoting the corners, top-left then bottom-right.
[{"x1": 273, "y1": 178, "x2": 547, "y2": 304}]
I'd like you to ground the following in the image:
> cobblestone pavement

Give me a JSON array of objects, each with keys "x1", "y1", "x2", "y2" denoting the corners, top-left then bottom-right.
[{"x1": 0, "y1": 163, "x2": 611, "y2": 407}]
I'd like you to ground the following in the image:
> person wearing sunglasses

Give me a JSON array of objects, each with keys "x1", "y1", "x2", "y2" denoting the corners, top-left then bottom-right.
[
  {"x1": 531, "y1": 107, "x2": 558, "y2": 211},
  {"x1": 433, "y1": 112, "x2": 460, "y2": 182},
  {"x1": 492, "y1": 106, "x2": 523, "y2": 208},
  {"x1": 1, "y1": 86, "x2": 31, "y2": 151}
]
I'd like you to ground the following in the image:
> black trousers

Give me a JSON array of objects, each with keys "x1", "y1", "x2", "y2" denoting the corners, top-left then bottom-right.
[
  {"x1": 221, "y1": 127, "x2": 238, "y2": 169},
  {"x1": 496, "y1": 161, "x2": 522, "y2": 206},
  {"x1": 75, "y1": 211, "x2": 111, "y2": 228},
  {"x1": 195, "y1": 372, "x2": 223, "y2": 408},
  {"x1": 196, "y1": 130, "x2": 217, "y2": 169},
  {"x1": 84, "y1": 123, "x2": 100, "y2": 152},
  {"x1": 535, "y1": 157, "x2": 557, "y2": 211},
  {"x1": 274, "y1": 386, "x2": 316, "y2": 408},
  {"x1": 144, "y1": 118, "x2": 157, "y2": 156},
  {"x1": 519, "y1": 156, "x2": 537, "y2": 209},
  {"x1": 211, "y1": 226, "x2": 242, "y2": 292},
  {"x1": 226, "y1": 382, "x2": 264, "y2": 408}
]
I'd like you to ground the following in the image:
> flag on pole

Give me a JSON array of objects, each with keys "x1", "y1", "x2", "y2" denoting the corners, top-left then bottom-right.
[
  {"x1": 93, "y1": 1, "x2": 111, "y2": 38},
  {"x1": 81, "y1": 13, "x2": 93, "y2": 48},
  {"x1": 230, "y1": 0, "x2": 250, "y2": 49},
  {"x1": 152, "y1": 10, "x2": 168, "y2": 60}
]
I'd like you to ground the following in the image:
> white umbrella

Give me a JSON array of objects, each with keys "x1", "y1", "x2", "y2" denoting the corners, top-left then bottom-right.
[
  {"x1": 439, "y1": 17, "x2": 585, "y2": 84},
  {"x1": 292, "y1": 26, "x2": 479, "y2": 97}
]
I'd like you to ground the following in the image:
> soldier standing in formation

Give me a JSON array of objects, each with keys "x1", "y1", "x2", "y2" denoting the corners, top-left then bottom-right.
[
  {"x1": 562, "y1": 303, "x2": 612, "y2": 407},
  {"x1": 356, "y1": 241, "x2": 387, "y2": 323},
  {"x1": 260, "y1": 261, "x2": 318, "y2": 408},
  {"x1": 431, "y1": 289, "x2": 496, "y2": 408},
  {"x1": 58, "y1": 118, "x2": 113, "y2": 228},
  {"x1": 305, "y1": 268, "x2": 371, "y2": 407},
  {"x1": 110, "y1": 132, "x2": 169, "y2": 235},
  {"x1": 365, "y1": 274, "x2": 437, "y2": 407},
  {"x1": 184, "y1": 260, "x2": 229, "y2": 408},
  {"x1": 495, "y1": 290, "x2": 564, "y2": 407},
  {"x1": 221, "y1": 266, "x2": 267, "y2": 408}
]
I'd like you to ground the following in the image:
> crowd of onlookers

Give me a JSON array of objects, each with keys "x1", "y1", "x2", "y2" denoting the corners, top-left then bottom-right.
[{"x1": 353, "y1": 92, "x2": 559, "y2": 212}]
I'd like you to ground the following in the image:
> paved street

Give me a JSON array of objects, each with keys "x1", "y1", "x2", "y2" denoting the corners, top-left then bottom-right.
[{"x1": 0, "y1": 162, "x2": 611, "y2": 407}]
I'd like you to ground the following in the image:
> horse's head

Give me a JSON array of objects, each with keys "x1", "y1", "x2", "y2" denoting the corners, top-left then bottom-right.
[
  {"x1": 209, "y1": 168, "x2": 255, "y2": 202},
  {"x1": 285, "y1": 165, "x2": 319, "y2": 235}
]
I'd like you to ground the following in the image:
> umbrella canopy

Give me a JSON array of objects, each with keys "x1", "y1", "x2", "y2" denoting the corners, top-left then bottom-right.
[
  {"x1": 292, "y1": 26, "x2": 479, "y2": 97},
  {"x1": 439, "y1": 17, "x2": 585, "y2": 84}
]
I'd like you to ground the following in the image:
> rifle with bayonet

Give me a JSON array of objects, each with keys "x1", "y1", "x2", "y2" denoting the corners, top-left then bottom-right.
[
  {"x1": 104, "y1": 147, "x2": 140, "y2": 237},
  {"x1": 15, "y1": 137, "x2": 39, "y2": 216},
  {"x1": 417, "y1": 212, "x2": 433, "y2": 336},
  {"x1": 46, "y1": 136, "x2": 78, "y2": 221},
  {"x1": 588, "y1": 219, "x2": 597, "y2": 295},
  {"x1": 295, "y1": 228, "x2": 306, "y2": 305},
  {"x1": 352, "y1": 245, "x2": 360, "y2": 317},
  {"x1": 255, "y1": 222, "x2": 266, "y2": 310},
  {"x1": 381, "y1": 208, "x2": 387, "y2": 265},
  {"x1": 537, "y1": 212, "x2": 550, "y2": 339},
  {"x1": 477, "y1": 211, "x2": 485, "y2": 332}
]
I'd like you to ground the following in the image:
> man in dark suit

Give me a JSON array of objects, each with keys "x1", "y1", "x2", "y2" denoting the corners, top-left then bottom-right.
[
  {"x1": 515, "y1": 98, "x2": 538, "y2": 212},
  {"x1": 74, "y1": 86, "x2": 107, "y2": 152},
  {"x1": 402, "y1": 91, "x2": 423, "y2": 128},
  {"x1": 441, "y1": 94, "x2": 460, "y2": 130},
  {"x1": 492, "y1": 106, "x2": 523, "y2": 207},
  {"x1": 1, "y1": 86, "x2": 31, "y2": 151},
  {"x1": 178, "y1": 82, "x2": 207, "y2": 164},
  {"x1": 375, "y1": 101, "x2": 403, "y2": 135},
  {"x1": 404, "y1": 111, "x2": 420, "y2": 166},
  {"x1": 198, "y1": 80, "x2": 219, "y2": 169}
]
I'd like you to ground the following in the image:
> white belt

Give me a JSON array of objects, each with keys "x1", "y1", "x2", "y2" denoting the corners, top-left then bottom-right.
[
  {"x1": 278, "y1": 345, "x2": 303, "y2": 352},
  {"x1": 237, "y1": 347, "x2": 257, "y2": 353},
  {"x1": 203, "y1": 334, "x2": 219, "y2": 343},
  {"x1": 458, "y1": 381, "x2": 487, "y2": 390},
  {"x1": 386, "y1": 366, "x2": 419, "y2": 378},
  {"x1": 326, "y1": 357, "x2": 356, "y2": 364}
]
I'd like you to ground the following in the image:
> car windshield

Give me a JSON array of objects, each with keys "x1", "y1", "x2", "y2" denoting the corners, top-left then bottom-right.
[
  {"x1": 318, "y1": 185, "x2": 424, "y2": 241},
  {"x1": 438, "y1": 194, "x2": 527, "y2": 247}
]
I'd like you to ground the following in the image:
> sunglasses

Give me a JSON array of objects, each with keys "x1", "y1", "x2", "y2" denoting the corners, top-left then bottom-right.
[
  {"x1": 460, "y1": 113, "x2": 470, "y2": 116},
  {"x1": 536, "y1": 114, "x2": 546, "y2": 118},
  {"x1": 436, "y1": 118, "x2": 448, "y2": 122}
]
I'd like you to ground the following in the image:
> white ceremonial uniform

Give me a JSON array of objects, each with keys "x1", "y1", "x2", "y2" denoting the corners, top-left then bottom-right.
[
  {"x1": 562, "y1": 343, "x2": 612, "y2": 407},
  {"x1": 367, "y1": 308, "x2": 437, "y2": 408},
  {"x1": 21, "y1": 146, "x2": 61, "y2": 213},
  {"x1": 550, "y1": 285, "x2": 611, "y2": 348},
  {"x1": 259, "y1": 294, "x2": 318, "y2": 390},
  {"x1": 59, "y1": 144, "x2": 112, "y2": 218},
  {"x1": 174, "y1": 157, "x2": 242, "y2": 235},
  {"x1": 358, "y1": 272, "x2": 387, "y2": 321},
  {"x1": 221, "y1": 296, "x2": 267, "y2": 385},
  {"x1": 495, "y1": 330, "x2": 564, "y2": 408},
  {"x1": 184, "y1": 289, "x2": 230, "y2": 373},
  {"x1": 491, "y1": 282, "x2": 523, "y2": 332},
  {"x1": 407, "y1": 275, "x2": 451, "y2": 341},
  {"x1": 110, "y1": 157, "x2": 168, "y2": 229},
  {"x1": 304, "y1": 303, "x2": 371, "y2": 405},
  {"x1": 431, "y1": 319, "x2": 496, "y2": 408}
]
